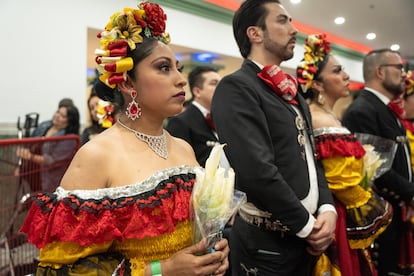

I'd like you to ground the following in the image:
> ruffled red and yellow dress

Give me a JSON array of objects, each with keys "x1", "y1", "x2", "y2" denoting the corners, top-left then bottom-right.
[
  {"x1": 20, "y1": 165, "x2": 196, "y2": 275},
  {"x1": 312, "y1": 127, "x2": 392, "y2": 276},
  {"x1": 399, "y1": 119, "x2": 414, "y2": 273}
]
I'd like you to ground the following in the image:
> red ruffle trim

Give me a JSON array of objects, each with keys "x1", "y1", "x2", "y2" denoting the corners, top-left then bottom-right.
[
  {"x1": 21, "y1": 173, "x2": 195, "y2": 249},
  {"x1": 315, "y1": 133, "x2": 366, "y2": 159}
]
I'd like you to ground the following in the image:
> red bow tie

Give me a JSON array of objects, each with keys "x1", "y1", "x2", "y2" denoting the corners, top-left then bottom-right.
[
  {"x1": 257, "y1": 65, "x2": 298, "y2": 105},
  {"x1": 206, "y1": 113, "x2": 215, "y2": 131},
  {"x1": 388, "y1": 95, "x2": 406, "y2": 119}
]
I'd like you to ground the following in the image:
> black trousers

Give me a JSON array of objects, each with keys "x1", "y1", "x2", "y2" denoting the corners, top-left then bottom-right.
[
  {"x1": 374, "y1": 204, "x2": 405, "y2": 276},
  {"x1": 229, "y1": 215, "x2": 317, "y2": 276}
]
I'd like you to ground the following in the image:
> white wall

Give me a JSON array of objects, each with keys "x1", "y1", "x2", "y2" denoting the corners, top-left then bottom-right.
[
  {"x1": 0, "y1": 0, "x2": 363, "y2": 135},
  {"x1": 1, "y1": 0, "x2": 137, "y2": 133}
]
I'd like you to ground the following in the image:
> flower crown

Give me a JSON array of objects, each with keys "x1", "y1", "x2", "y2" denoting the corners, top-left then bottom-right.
[
  {"x1": 296, "y1": 33, "x2": 331, "y2": 92},
  {"x1": 97, "y1": 100, "x2": 116, "y2": 128},
  {"x1": 405, "y1": 70, "x2": 414, "y2": 96},
  {"x1": 95, "y1": 2, "x2": 170, "y2": 88}
]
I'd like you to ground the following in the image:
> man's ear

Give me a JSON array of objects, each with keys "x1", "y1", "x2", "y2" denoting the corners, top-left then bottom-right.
[
  {"x1": 192, "y1": 87, "x2": 201, "y2": 99},
  {"x1": 376, "y1": 66, "x2": 386, "y2": 80},
  {"x1": 246, "y1": 26, "x2": 263, "y2": 43}
]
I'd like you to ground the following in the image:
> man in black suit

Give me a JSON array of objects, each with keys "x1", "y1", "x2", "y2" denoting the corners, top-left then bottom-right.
[
  {"x1": 342, "y1": 48, "x2": 414, "y2": 276},
  {"x1": 211, "y1": 0, "x2": 337, "y2": 275},
  {"x1": 166, "y1": 66, "x2": 221, "y2": 166}
]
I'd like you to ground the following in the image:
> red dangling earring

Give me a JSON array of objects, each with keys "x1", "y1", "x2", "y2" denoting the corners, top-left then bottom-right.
[{"x1": 126, "y1": 89, "x2": 142, "y2": 120}]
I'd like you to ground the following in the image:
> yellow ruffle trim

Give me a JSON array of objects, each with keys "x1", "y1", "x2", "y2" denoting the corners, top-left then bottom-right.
[
  {"x1": 313, "y1": 253, "x2": 341, "y2": 276},
  {"x1": 38, "y1": 241, "x2": 113, "y2": 268},
  {"x1": 119, "y1": 220, "x2": 193, "y2": 276},
  {"x1": 348, "y1": 222, "x2": 389, "y2": 249},
  {"x1": 321, "y1": 156, "x2": 371, "y2": 208},
  {"x1": 37, "y1": 220, "x2": 193, "y2": 275}
]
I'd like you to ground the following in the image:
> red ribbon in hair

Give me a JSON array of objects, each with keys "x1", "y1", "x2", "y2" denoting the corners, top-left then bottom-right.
[{"x1": 107, "y1": 41, "x2": 128, "y2": 57}]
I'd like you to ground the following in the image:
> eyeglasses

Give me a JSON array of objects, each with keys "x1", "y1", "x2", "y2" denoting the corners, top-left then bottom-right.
[{"x1": 379, "y1": 63, "x2": 405, "y2": 72}]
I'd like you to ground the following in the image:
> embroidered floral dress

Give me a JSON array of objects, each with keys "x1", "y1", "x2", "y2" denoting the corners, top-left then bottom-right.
[
  {"x1": 313, "y1": 127, "x2": 392, "y2": 276},
  {"x1": 21, "y1": 165, "x2": 196, "y2": 276}
]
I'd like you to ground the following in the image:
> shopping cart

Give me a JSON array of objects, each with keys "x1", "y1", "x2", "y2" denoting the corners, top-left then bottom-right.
[{"x1": 0, "y1": 134, "x2": 80, "y2": 275}]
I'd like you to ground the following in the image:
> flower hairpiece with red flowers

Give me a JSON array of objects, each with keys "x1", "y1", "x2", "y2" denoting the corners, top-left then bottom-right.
[
  {"x1": 97, "y1": 100, "x2": 116, "y2": 128},
  {"x1": 95, "y1": 2, "x2": 170, "y2": 88},
  {"x1": 405, "y1": 70, "x2": 414, "y2": 96},
  {"x1": 296, "y1": 33, "x2": 331, "y2": 93}
]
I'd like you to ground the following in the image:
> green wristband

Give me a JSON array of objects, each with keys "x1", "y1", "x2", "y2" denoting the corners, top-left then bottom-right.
[{"x1": 150, "y1": 260, "x2": 162, "y2": 276}]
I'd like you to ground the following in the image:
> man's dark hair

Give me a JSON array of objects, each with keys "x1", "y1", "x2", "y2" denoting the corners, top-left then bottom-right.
[
  {"x1": 233, "y1": 0, "x2": 281, "y2": 58},
  {"x1": 188, "y1": 66, "x2": 218, "y2": 93}
]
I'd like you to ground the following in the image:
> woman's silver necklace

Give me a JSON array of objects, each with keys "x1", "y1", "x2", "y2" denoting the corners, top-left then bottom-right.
[
  {"x1": 117, "y1": 119, "x2": 168, "y2": 159},
  {"x1": 316, "y1": 103, "x2": 340, "y2": 123}
]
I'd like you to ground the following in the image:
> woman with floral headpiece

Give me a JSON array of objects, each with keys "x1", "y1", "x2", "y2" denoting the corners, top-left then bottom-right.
[
  {"x1": 297, "y1": 34, "x2": 393, "y2": 276},
  {"x1": 401, "y1": 71, "x2": 414, "y2": 170},
  {"x1": 80, "y1": 89, "x2": 121, "y2": 145},
  {"x1": 20, "y1": 2, "x2": 229, "y2": 275}
]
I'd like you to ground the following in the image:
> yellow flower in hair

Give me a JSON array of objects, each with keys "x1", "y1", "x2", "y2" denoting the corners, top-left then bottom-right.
[
  {"x1": 133, "y1": 8, "x2": 145, "y2": 21},
  {"x1": 115, "y1": 12, "x2": 143, "y2": 50},
  {"x1": 406, "y1": 70, "x2": 414, "y2": 96},
  {"x1": 106, "y1": 11, "x2": 122, "y2": 31}
]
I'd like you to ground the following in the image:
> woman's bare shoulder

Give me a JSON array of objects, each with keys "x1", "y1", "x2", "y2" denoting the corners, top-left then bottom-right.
[
  {"x1": 310, "y1": 108, "x2": 340, "y2": 129},
  {"x1": 60, "y1": 132, "x2": 118, "y2": 190},
  {"x1": 167, "y1": 133, "x2": 199, "y2": 166}
]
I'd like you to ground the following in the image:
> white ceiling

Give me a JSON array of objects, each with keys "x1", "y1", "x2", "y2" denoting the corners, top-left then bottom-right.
[
  {"x1": 279, "y1": 0, "x2": 414, "y2": 64},
  {"x1": 88, "y1": 0, "x2": 414, "y2": 74}
]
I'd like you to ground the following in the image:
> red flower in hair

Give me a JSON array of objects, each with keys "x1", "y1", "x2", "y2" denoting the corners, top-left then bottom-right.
[{"x1": 140, "y1": 2, "x2": 167, "y2": 36}]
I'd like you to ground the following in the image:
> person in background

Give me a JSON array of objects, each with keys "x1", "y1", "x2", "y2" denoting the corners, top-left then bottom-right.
[
  {"x1": 166, "y1": 65, "x2": 221, "y2": 166},
  {"x1": 401, "y1": 70, "x2": 414, "y2": 171},
  {"x1": 81, "y1": 89, "x2": 120, "y2": 145},
  {"x1": 211, "y1": 0, "x2": 337, "y2": 275},
  {"x1": 342, "y1": 48, "x2": 414, "y2": 275},
  {"x1": 297, "y1": 33, "x2": 392, "y2": 276},
  {"x1": 385, "y1": 69, "x2": 414, "y2": 273},
  {"x1": 21, "y1": 2, "x2": 229, "y2": 275},
  {"x1": 16, "y1": 104, "x2": 80, "y2": 192},
  {"x1": 80, "y1": 90, "x2": 101, "y2": 144},
  {"x1": 31, "y1": 97, "x2": 74, "y2": 137}
]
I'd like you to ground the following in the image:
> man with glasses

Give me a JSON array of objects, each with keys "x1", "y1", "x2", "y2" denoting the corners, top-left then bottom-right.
[{"x1": 343, "y1": 48, "x2": 414, "y2": 275}]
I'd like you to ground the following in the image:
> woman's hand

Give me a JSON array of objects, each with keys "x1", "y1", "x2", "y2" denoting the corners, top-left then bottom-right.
[
  {"x1": 211, "y1": 238, "x2": 230, "y2": 275},
  {"x1": 16, "y1": 147, "x2": 32, "y2": 160},
  {"x1": 160, "y1": 238, "x2": 229, "y2": 276}
]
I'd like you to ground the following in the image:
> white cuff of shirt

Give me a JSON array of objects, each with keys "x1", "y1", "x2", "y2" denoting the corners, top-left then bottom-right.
[
  {"x1": 296, "y1": 204, "x2": 337, "y2": 238},
  {"x1": 317, "y1": 204, "x2": 337, "y2": 216},
  {"x1": 296, "y1": 214, "x2": 315, "y2": 238}
]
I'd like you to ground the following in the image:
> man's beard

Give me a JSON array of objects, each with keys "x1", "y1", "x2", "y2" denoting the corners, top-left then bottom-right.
[
  {"x1": 383, "y1": 79, "x2": 404, "y2": 96},
  {"x1": 263, "y1": 33, "x2": 294, "y2": 62}
]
